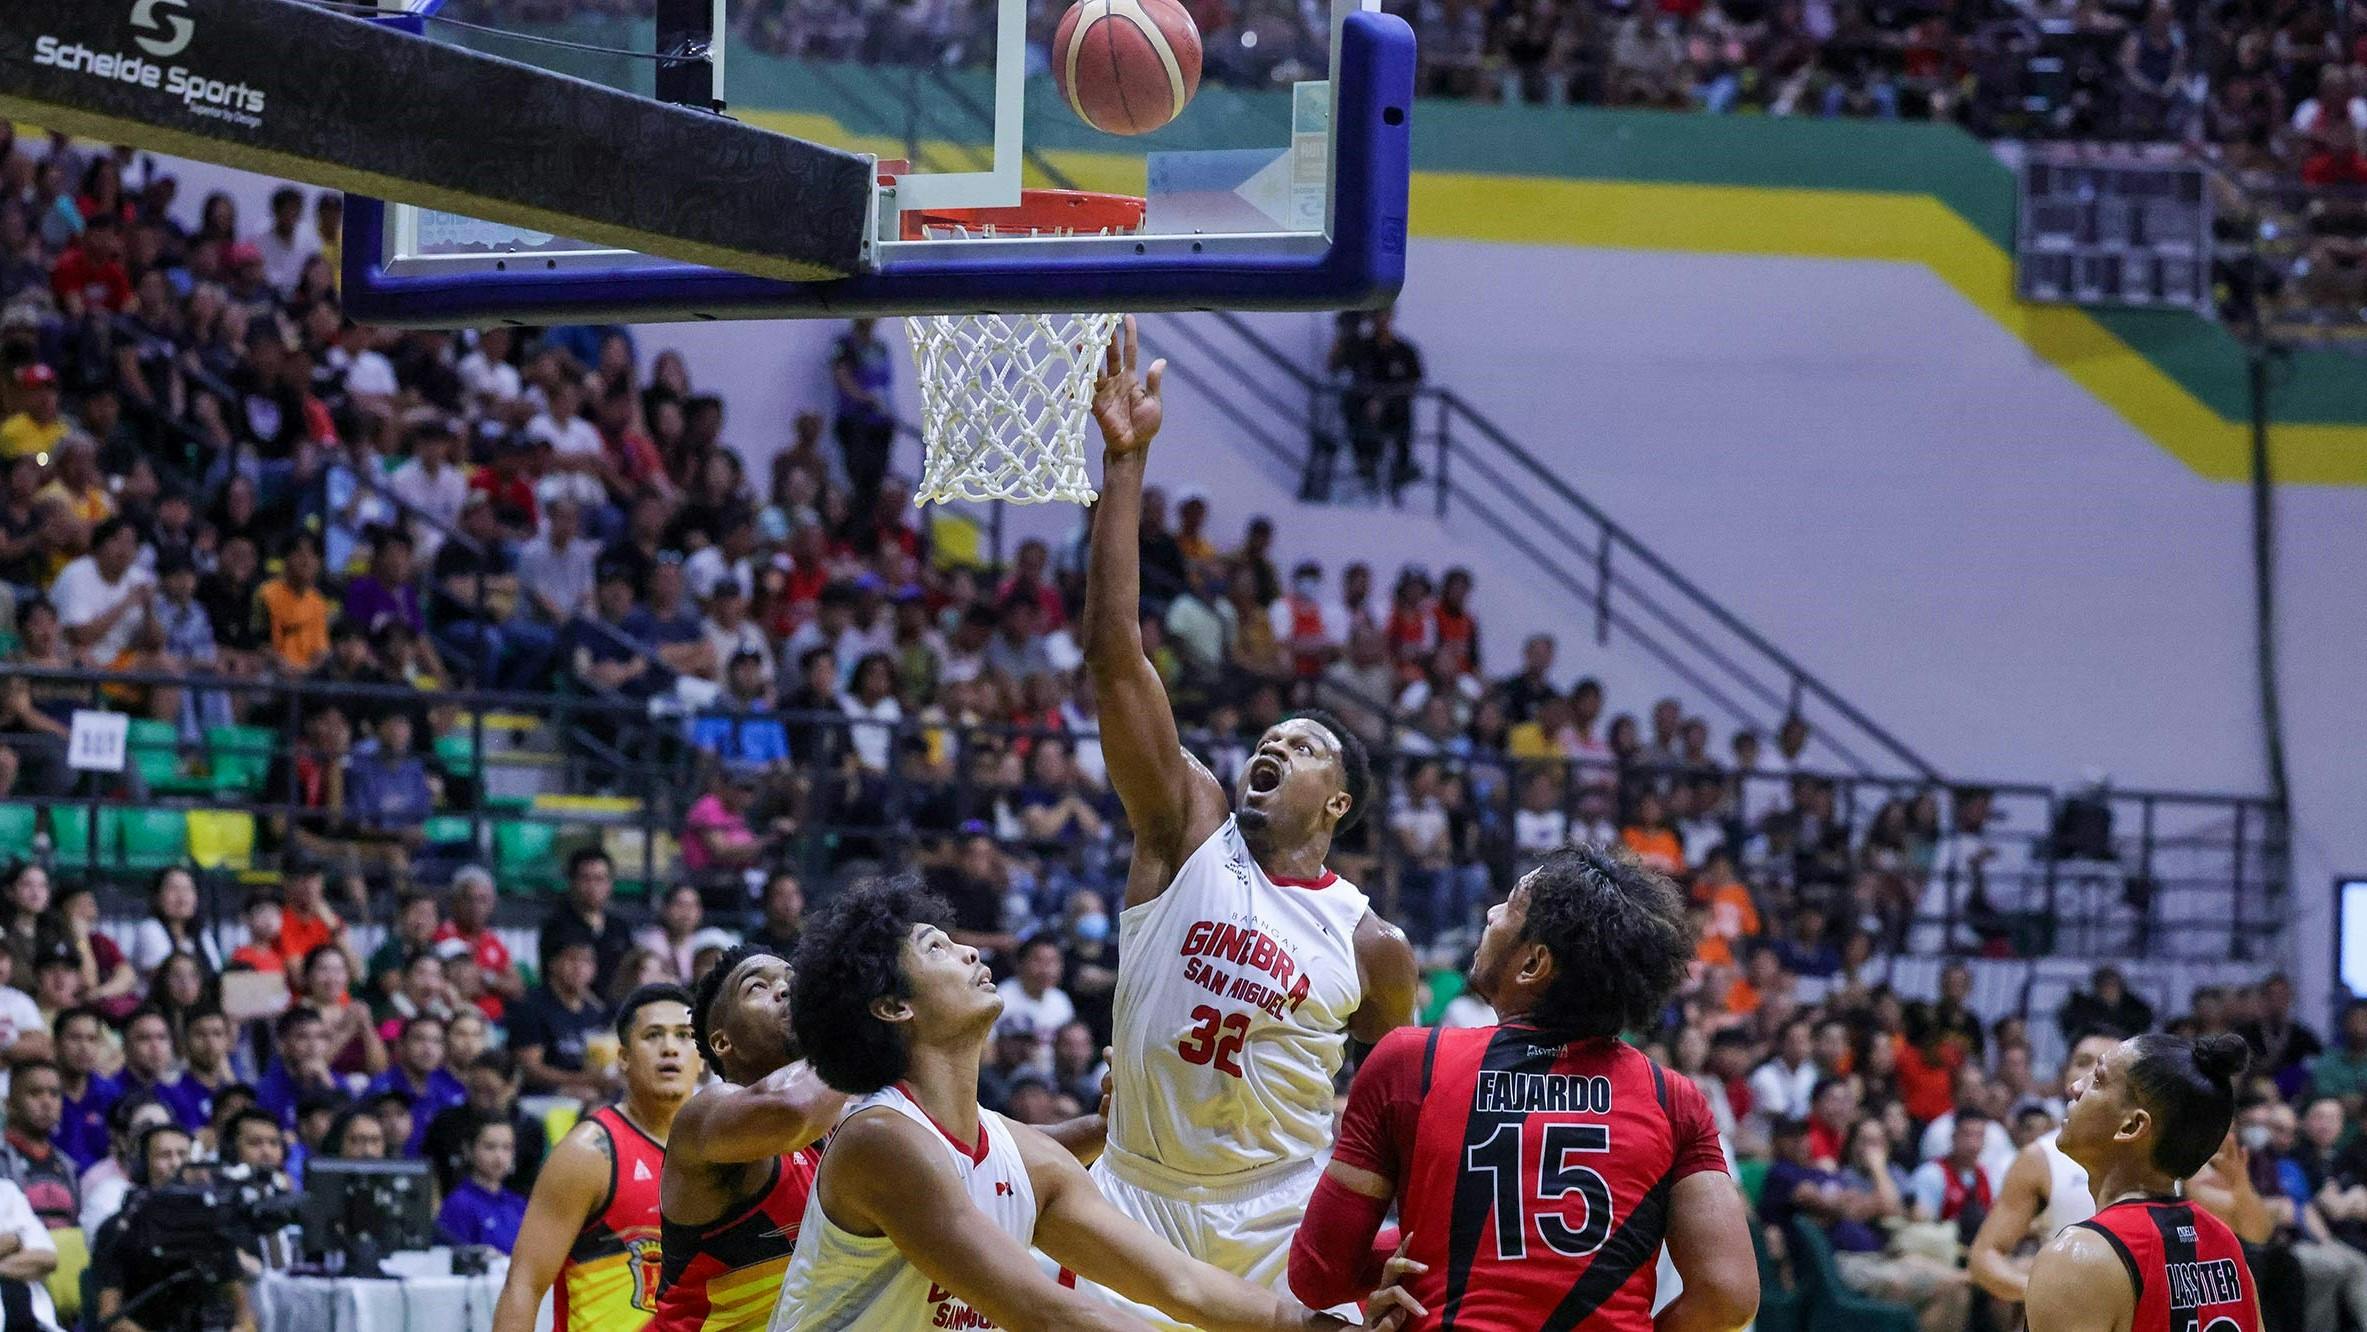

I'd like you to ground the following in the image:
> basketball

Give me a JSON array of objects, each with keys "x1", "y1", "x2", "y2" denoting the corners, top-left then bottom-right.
[{"x1": 1052, "y1": 0, "x2": 1204, "y2": 137}]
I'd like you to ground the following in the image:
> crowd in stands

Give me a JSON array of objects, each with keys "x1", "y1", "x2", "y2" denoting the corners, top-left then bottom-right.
[{"x1": 0, "y1": 120, "x2": 2321, "y2": 1329}]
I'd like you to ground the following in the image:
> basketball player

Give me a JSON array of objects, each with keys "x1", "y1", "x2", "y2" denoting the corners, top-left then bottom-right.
[
  {"x1": 1968, "y1": 1029, "x2": 2122, "y2": 1303},
  {"x1": 494, "y1": 984, "x2": 699, "y2": 1332},
  {"x1": 2024, "y1": 1033, "x2": 2261, "y2": 1332},
  {"x1": 657, "y1": 942, "x2": 1115, "y2": 1332},
  {"x1": 650, "y1": 945, "x2": 847, "y2": 1332},
  {"x1": 768, "y1": 879, "x2": 1417, "y2": 1332},
  {"x1": 1080, "y1": 315, "x2": 1419, "y2": 1316},
  {"x1": 1290, "y1": 847, "x2": 1758, "y2": 1330}
]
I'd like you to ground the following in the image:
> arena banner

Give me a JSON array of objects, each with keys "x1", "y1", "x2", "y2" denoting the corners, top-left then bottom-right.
[{"x1": 0, "y1": 0, "x2": 871, "y2": 281}]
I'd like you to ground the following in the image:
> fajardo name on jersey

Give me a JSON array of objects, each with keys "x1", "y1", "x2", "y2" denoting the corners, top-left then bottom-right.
[
  {"x1": 31, "y1": 35, "x2": 268, "y2": 123},
  {"x1": 1474, "y1": 1071, "x2": 1614, "y2": 1115}
]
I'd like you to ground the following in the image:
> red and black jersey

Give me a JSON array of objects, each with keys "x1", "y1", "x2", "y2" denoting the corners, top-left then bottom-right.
[
  {"x1": 650, "y1": 1148, "x2": 821, "y2": 1332},
  {"x1": 555, "y1": 1106, "x2": 668, "y2": 1332},
  {"x1": 2075, "y1": 1197, "x2": 2260, "y2": 1332},
  {"x1": 1332, "y1": 1023, "x2": 1728, "y2": 1331}
]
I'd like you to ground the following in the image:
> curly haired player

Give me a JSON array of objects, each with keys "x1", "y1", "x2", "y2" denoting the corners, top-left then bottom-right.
[{"x1": 1289, "y1": 847, "x2": 1758, "y2": 1331}]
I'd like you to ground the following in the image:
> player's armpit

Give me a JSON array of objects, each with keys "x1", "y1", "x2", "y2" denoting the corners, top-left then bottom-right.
[
  {"x1": 670, "y1": 1061, "x2": 845, "y2": 1164},
  {"x1": 1347, "y1": 914, "x2": 1418, "y2": 1045},
  {"x1": 1968, "y1": 1141, "x2": 2050, "y2": 1302},
  {"x1": 1017, "y1": 1124, "x2": 1332, "y2": 1332},
  {"x1": 826, "y1": 1112, "x2": 1151, "y2": 1332},
  {"x1": 1654, "y1": 1172, "x2": 1758, "y2": 1332},
  {"x1": 492, "y1": 1120, "x2": 612, "y2": 1332},
  {"x1": 2024, "y1": 1227, "x2": 2136, "y2": 1332}
]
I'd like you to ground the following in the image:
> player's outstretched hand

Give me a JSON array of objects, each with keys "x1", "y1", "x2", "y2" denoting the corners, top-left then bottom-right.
[
  {"x1": 1092, "y1": 315, "x2": 1166, "y2": 458},
  {"x1": 1362, "y1": 1242, "x2": 1428, "y2": 1331}
]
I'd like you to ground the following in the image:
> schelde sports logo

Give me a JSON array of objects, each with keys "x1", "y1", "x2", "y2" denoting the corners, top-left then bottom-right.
[
  {"x1": 129, "y1": 0, "x2": 193, "y2": 58},
  {"x1": 29, "y1": 0, "x2": 268, "y2": 128}
]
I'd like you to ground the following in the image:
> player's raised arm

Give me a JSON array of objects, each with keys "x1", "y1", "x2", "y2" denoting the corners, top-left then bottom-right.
[
  {"x1": 668, "y1": 1060, "x2": 845, "y2": 1165},
  {"x1": 492, "y1": 1122, "x2": 612, "y2": 1332},
  {"x1": 823, "y1": 1110, "x2": 1157, "y2": 1332},
  {"x1": 1017, "y1": 1123, "x2": 1350, "y2": 1331},
  {"x1": 2023, "y1": 1226, "x2": 2136, "y2": 1332},
  {"x1": 1081, "y1": 316, "x2": 1227, "y2": 883}
]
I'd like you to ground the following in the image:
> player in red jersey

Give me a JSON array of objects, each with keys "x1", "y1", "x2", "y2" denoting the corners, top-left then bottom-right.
[
  {"x1": 651, "y1": 945, "x2": 845, "y2": 1332},
  {"x1": 494, "y1": 984, "x2": 699, "y2": 1332},
  {"x1": 1289, "y1": 846, "x2": 1759, "y2": 1331},
  {"x1": 2026, "y1": 1033, "x2": 2262, "y2": 1332}
]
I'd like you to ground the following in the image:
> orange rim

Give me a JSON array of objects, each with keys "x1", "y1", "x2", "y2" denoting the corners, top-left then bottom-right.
[{"x1": 898, "y1": 188, "x2": 1147, "y2": 241}]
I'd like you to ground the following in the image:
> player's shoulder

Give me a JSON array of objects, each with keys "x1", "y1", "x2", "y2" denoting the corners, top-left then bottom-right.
[{"x1": 555, "y1": 1112, "x2": 618, "y2": 1164}]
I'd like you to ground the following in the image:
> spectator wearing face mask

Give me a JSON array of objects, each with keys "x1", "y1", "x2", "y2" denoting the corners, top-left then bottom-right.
[{"x1": 1052, "y1": 889, "x2": 1119, "y2": 1046}]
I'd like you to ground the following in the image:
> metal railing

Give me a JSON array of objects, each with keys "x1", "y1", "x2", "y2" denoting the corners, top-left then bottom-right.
[{"x1": 0, "y1": 662, "x2": 2285, "y2": 964}]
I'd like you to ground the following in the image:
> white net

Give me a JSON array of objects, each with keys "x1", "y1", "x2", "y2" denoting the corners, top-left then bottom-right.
[{"x1": 908, "y1": 312, "x2": 1122, "y2": 507}]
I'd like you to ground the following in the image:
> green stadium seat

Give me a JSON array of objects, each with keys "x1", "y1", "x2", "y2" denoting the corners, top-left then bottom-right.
[
  {"x1": 206, "y1": 725, "x2": 278, "y2": 796},
  {"x1": 495, "y1": 820, "x2": 560, "y2": 889},
  {"x1": 121, "y1": 810, "x2": 189, "y2": 870},
  {"x1": 422, "y1": 815, "x2": 475, "y2": 848},
  {"x1": 127, "y1": 720, "x2": 210, "y2": 796},
  {"x1": 434, "y1": 732, "x2": 480, "y2": 779},
  {"x1": 0, "y1": 805, "x2": 34, "y2": 861},
  {"x1": 1751, "y1": 1221, "x2": 1807, "y2": 1332},
  {"x1": 1786, "y1": 1220, "x2": 1918, "y2": 1332},
  {"x1": 49, "y1": 806, "x2": 124, "y2": 869}
]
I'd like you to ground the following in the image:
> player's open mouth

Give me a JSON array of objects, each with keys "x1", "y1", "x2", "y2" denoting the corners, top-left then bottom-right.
[
  {"x1": 1246, "y1": 755, "x2": 1284, "y2": 795},
  {"x1": 974, "y1": 967, "x2": 996, "y2": 991}
]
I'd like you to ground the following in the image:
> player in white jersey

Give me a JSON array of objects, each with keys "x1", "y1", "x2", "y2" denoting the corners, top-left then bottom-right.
[
  {"x1": 769, "y1": 880, "x2": 1418, "y2": 1332},
  {"x1": 1969, "y1": 1030, "x2": 2118, "y2": 1303},
  {"x1": 1077, "y1": 317, "x2": 1418, "y2": 1322}
]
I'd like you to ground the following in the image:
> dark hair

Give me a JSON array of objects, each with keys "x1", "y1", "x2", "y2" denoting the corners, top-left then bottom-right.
[
  {"x1": 6, "y1": 1058, "x2": 59, "y2": 1093},
  {"x1": 184, "y1": 1004, "x2": 230, "y2": 1030},
  {"x1": 323, "y1": 1107, "x2": 379, "y2": 1157},
  {"x1": 1517, "y1": 846, "x2": 1694, "y2": 1039},
  {"x1": 1284, "y1": 708, "x2": 1371, "y2": 834},
  {"x1": 465, "y1": 1115, "x2": 514, "y2": 1149},
  {"x1": 1810, "y1": 1077, "x2": 1851, "y2": 1106},
  {"x1": 224, "y1": 1106, "x2": 282, "y2": 1146},
  {"x1": 133, "y1": 1121, "x2": 190, "y2": 1185},
  {"x1": 468, "y1": 1050, "x2": 519, "y2": 1080},
  {"x1": 108, "y1": 1089, "x2": 167, "y2": 1137},
  {"x1": 396, "y1": 1013, "x2": 446, "y2": 1043},
  {"x1": 53, "y1": 1005, "x2": 103, "y2": 1040},
  {"x1": 791, "y1": 878, "x2": 952, "y2": 1095},
  {"x1": 2127, "y1": 1032, "x2": 2248, "y2": 1178},
  {"x1": 119, "y1": 1004, "x2": 171, "y2": 1038},
  {"x1": 690, "y1": 943, "x2": 782, "y2": 1078},
  {"x1": 273, "y1": 1006, "x2": 325, "y2": 1040},
  {"x1": 617, "y1": 982, "x2": 694, "y2": 1045},
  {"x1": 566, "y1": 848, "x2": 612, "y2": 881},
  {"x1": 1953, "y1": 1104, "x2": 1994, "y2": 1128}
]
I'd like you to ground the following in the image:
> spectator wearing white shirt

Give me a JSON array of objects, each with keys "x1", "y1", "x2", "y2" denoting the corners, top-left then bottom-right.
[
  {"x1": 528, "y1": 378, "x2": 613, "y2": 518},
  {"x1": 996, "y1": 938, "x2": 1076, "y2": 1074},
  {"x1": 1916, "y1": 1064, "x2": 2016, "y2": 1188},
  {"x1": 1748, "y1": 1017, "x2": 1819, "y2": 1124},
  {"x1": 327, "y1": 320, "x2": 398, "y2": 412},
  {"x1": 49, "y1": 517, "x2": 154, "y2": 668},
  {"x1": 1911, "y1": 785, "x2": 2006, "y2": 955},
  {"x1": 683, "y1": 514, "x2": 760, "y2": 603},
  {"x1": 0, "y1": 1175, "x2": 59, "y2": 1332},
  {"x1": 387, "y1": 420, "x2": 469, "y2": 563},
  {"x1": 838, "y1": 651, "x2": 903, "y2": 774},
  {"x1": 1268, "y1": 560, "x2": 1346, "y2": 680},
  {"x1": 701, "y1": 579, "x2": 773, "y2": 685},
  {"x1": 251, "y1": 187, "x2": 315, "y2": 295},
  {"x1": 1510, "y1": 768, "x2": 1571, "y2": 872},
  {"x1": 459, "y1": 328, "x2": 528, "y2": 422},
  {"x1": 1389, "y1": 761, "x2": 1456, "y2": 941},
  {"x1": 78, "y1": 1096, "x2": 174, "y2": 1238},
  {"x1": 514, "y1": 496, "x2": 599, "y2": 625}
]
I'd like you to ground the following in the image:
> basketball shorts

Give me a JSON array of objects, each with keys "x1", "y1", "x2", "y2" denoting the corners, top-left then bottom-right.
[{"x1": 1081, "y1": 1150, "x2": 1358, "y2": 1329}]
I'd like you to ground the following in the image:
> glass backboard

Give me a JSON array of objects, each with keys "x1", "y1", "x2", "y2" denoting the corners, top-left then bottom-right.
[{"x1": 343, "y1": 0, "x2": 1410, "y2": 323}]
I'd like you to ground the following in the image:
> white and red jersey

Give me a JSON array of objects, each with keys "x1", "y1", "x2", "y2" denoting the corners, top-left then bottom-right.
[
  {"x1": 770, "y1": 1085, "x2": 1037, "y2": 1332},
  {"x1": 1107, "y1": 817, "x2": 1369, "y2": 1184}
]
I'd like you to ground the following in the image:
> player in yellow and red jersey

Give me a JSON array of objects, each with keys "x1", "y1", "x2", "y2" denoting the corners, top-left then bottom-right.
[{"x1": 493, "y1": 985, "x2": 699, "y2": 1332}]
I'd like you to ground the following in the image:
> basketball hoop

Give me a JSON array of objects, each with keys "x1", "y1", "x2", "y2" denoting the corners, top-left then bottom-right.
[{"x1": 904, "y1": 191, "x2": 1146, "y2": 508}]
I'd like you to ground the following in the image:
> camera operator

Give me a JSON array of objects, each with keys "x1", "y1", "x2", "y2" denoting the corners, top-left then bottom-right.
[
  {"x1": 0, "y1": 1173, "x2": 60, "y2": 1332},
  {"x1": 215, "y1": 1108, "x2": 300, "y2": 1271},
  {"x1": 92, "y1": 1122, "x2": 258, "y2": 1332}
]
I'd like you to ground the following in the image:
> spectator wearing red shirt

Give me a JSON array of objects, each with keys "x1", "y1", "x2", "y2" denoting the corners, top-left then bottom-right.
[
  {"x1": 273, "y1": 862, "x2": 348, "y2": 973},
  {"x1": 1383, "y1": 566, "x2": 1435, "y2": 677},
  {"x1": 471, "y1": 431, "x2": 541, "y2": 534},
  {"x1": 227, "y1": 891, "x2": 286, "y2": 974},
  {"x1": 994, "y1": 538, "x2": 1066, "y2": 630},
  {"x1": 1432, "y1": 566, "x2": 1478, "y2": 669},
  {"x1": 434, "y1": 865, "x2": 524, "y2": 1020},
  {"x1": 50, "y1": 214, "x2": 132, "y2": 317}
]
